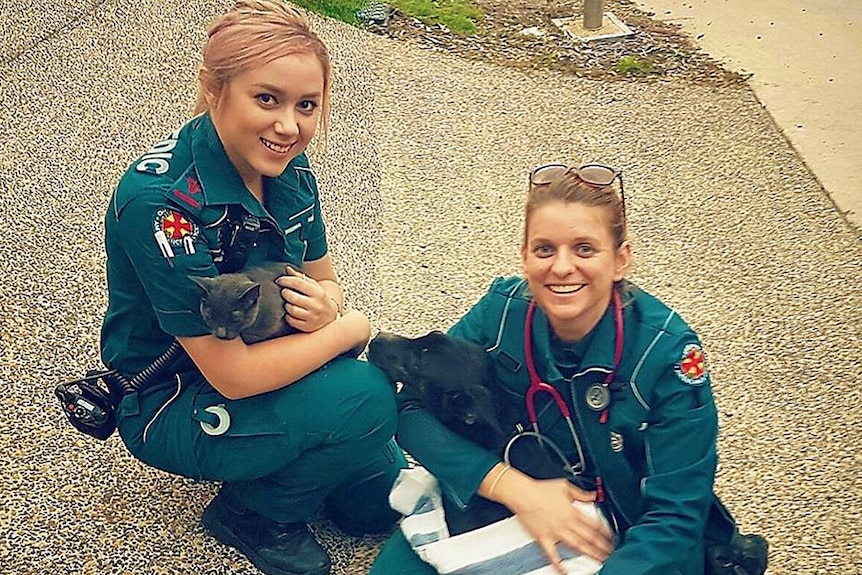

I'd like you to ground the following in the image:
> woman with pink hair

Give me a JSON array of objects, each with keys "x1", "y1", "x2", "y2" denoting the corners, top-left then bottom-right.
[{"x1": 99, "y1": 3, "x2": 406, "y2": 574}]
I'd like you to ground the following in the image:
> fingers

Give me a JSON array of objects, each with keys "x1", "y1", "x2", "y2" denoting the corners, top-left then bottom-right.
[
  {"x1": 280, "y1": 285, "x2": 310, "y2": 310},
  {"x1": 559, "y1": 522, "x2": 614, "y2": 564},
  {"x1": 282, "y1": 297, "x2": 308, "y2": 322},
  {"x1": 537, "y1": 539, "x2": 567, "y2": 575},
  {"x1": 556, "y1": 504, "x2": 614, "y2": 563},
  {"x1": 567, "y1": 483, "x2": 597, "y2": 503},
  {"x1": 539, "y1": 529, "x2": 610, "y2": 574},
  {"x1": 277, "y1": 267, "x2": 336, "y2": 332},
  {"x1": 276, "y1": 266, "x2": 315, "y2": 294},
  {"x1": 284, "y1": 265, "x2": 307, "y2": 281},
  {"x1": 277, "y1": 267, "x2": 322, "y2": 307},
  {"x1": 279, "y1": 284, "x2": 315, "y2": 331},
  {"x1": 518, "y1": 486, "x2": 613, "y2": 570},
  {"x1": 541, "y1": 484, "x2": 613, "y2": 565}
]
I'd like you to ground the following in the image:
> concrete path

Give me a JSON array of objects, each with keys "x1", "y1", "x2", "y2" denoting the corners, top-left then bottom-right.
[
  {"x1": 1, "y1": 1, "x2": 860, "y2": 575},
  {"x1": 635, "y1": 0, "x2": 862, "y2": 233}
]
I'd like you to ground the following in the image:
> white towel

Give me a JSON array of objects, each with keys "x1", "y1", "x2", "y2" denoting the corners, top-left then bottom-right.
[{"x1": 389, "y1": 468, "x2": 606, "y2": 575}]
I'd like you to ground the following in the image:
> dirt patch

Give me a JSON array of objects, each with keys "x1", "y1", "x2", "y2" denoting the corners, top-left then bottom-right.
[{"x1": 371, "y1": 0, "x2": 742, "y2": 85}]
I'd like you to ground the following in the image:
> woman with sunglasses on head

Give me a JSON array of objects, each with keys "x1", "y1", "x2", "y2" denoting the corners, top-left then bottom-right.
[
  {"x1": 371, "y1": 163, "x2": 746, "y2": 575},
  {"x1": 99, "y1": 3, "x2": 407, "y2": 575}
]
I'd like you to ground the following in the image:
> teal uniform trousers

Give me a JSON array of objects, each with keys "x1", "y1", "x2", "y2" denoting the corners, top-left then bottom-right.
[{"x1": 117, "y1": 359, "x2": 404, "y2": 530}]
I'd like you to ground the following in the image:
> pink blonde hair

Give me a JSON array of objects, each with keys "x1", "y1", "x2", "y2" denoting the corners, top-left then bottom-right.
[{"x1": 193, "y1": 0, "x2": 331, "y2": 133}]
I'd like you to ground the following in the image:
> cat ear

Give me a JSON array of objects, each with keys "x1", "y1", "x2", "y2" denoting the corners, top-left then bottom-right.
[
  {"x1": 189, "y1": 275, "x2": 216, "y2": 293},
  {"x1": 238, "y1": 283, "x2": 262, "y2": 309}
]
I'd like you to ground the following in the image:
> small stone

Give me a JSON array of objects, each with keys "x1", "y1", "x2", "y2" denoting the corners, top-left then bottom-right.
[{"x1": 520, "y1": 26, "x2": 545, "y2": 37}]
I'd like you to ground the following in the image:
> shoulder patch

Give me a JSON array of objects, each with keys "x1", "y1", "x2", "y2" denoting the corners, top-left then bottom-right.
[
  {"x1": 675, "y1": 343, "x2": 708, "y2": 385},
  {"x1": 152, "y1": 208, "x2": 200, "y2": 259}
]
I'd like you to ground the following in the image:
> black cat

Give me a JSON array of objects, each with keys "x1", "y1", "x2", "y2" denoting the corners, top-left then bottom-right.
[
  {"x1": 369, "y1": 331, "x2": 514, "y2": 452},
  {"x1": 367, "y1": 330, "x2": 567, "y2": 534}
]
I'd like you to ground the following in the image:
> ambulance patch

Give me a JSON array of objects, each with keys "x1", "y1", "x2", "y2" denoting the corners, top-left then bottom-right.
[
  {"x1": 675, "y1": 344, "x2": 708, "y2": 385},
  {"x1": 153, "y1": 208, "x2": 199, "y2": 259}
]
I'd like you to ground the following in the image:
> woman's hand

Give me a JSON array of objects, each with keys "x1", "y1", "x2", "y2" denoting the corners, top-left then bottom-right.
[
  {"x1": 333, "y1": 308, "x2": 372, "y2": 355},
  {"x1": 515, "y1": 478, "x2": 614, "y2": 571},
  {"x1": 480, "y1": 465, "x2": 614, "y2": 573},
  {"x1": 276, "y1": 266, "x2": 339, "y2": 332}
]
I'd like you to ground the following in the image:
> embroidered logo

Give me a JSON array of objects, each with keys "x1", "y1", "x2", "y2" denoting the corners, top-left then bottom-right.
[
  {"x1": 152, "y1": 208, "x2": 199, "y2": 260},
  {"x1": 675, "y1": 344, "x2": 708, "y2": 385}
]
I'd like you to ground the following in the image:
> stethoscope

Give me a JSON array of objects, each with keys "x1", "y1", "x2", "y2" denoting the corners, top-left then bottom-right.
[{"x1": 519, "y1": 290, "x2": 624, "y2": 474}]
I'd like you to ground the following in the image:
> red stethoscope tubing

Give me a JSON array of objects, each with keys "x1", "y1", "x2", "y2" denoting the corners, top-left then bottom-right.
[{"x1": 524, "y1": 289, "x2": 624, "y2": 427}]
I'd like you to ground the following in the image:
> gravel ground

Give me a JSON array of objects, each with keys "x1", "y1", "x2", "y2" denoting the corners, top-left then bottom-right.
[{"x1": 2, "y1": 1, "x2": 860, "y2": 574}]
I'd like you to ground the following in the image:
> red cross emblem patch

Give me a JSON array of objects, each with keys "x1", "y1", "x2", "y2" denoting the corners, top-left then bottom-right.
[
  {"x1": 153, "y1": 209, "x2": 198, "y2": 243},
  {"x1": 675, "y1": 344, "x2": 708, "y2": 385},
  {"x1": 152, "y1": 208, "x2": 199, "y2": 259}
]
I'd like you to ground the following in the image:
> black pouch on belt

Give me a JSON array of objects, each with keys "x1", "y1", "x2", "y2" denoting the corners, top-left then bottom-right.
[{"x1": 55, "y1": 370, "x2": 126, "y2": 440}]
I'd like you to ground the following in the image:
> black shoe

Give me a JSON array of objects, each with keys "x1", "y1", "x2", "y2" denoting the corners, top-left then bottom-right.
[
  {"x1": 202, "y1": 492, "x2": 331, "y2": 575},
  {"x1": 733, "y1": 533, "x2": 769, "y2": 575},
  {"x1": 706, "y1": 533, "x2": 768, "y2": 575}
]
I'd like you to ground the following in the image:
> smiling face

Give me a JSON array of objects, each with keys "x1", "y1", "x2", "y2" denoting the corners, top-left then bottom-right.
[
  {"x1": 204, "y1": 52, "x2": 324, "y2": 198},
  {"x1": 522, "y1": 200, "x2": 631, "y2": 341}
]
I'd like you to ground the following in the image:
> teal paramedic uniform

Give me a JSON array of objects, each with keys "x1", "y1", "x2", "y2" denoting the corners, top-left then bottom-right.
[
  {"x1": 371, "y1": 276, "x2": 732, "y2": 575},
  {"x1": 101, "y1": 113, "x2": 406, "y2": 532}
]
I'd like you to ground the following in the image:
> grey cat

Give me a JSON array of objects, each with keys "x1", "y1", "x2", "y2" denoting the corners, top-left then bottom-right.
[{"x1": 189, "y1": 261, "x2": 296, "y2": 344}]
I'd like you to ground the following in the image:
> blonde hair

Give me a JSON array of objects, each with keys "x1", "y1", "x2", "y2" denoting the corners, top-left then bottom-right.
[
  {"x1": 193, "y1": 0, "x2": 331, "y2": 133},
  {"x1": 524, "y1": 170, "x2": 628, "y2": 248}
]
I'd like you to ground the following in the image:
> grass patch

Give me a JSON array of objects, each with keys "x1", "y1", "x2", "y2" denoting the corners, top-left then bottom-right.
[
  {"x1": 613, "y1": 55, "x2": 654, "y2": 75},
  {"x1": 292, "y1": 0, "x2": 363, "y2": 24},
  {"x1": 393, "y1": 0, "x2": 483, "y2": 34},
  {"x1": 292, "y1": 0, "x2": 484, "y2": 34}
]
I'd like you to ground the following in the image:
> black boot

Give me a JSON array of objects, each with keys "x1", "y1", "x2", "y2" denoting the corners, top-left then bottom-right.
[
  {"x1": 202, "y1": 492, "x2": 331, "y2": 575},
  {"x1": 733, "y1": 533, "x2": 769, "y2": 575},
  {"x1": 706, "y1": 533, "x2": 768, "y2": 575}
]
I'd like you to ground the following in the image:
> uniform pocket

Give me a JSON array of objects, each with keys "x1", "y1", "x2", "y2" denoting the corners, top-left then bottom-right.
[
  {"x1": 489, "y1": 349, "x2": 529, "y2": 402},
  {"x1": 116, "y1": 375, "x2": 200, "y2": 478},
  {"x1": 191, "y1": 384, "x2": 285, "y2": 438}
]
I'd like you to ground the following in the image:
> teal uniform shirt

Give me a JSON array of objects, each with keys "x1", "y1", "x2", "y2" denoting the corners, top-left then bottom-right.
[
  {"x1": 98, "y1": 113, "x2": 406, "y2": 530},
  {"x1": 394, "y1": 276, "x2": 722, "y2": 575},
  {"x1": 101, "y1": 113, "x2": 326, "y2": 374}
]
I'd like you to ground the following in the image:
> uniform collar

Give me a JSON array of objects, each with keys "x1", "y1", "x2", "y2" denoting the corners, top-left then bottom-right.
[
  {"x1": 551, "y1": 327, "x2": 595, "y2": 367},
  {"x1": 531, "y1": 301, "x2": 617, "y2": 381},
  {"x1": 190, "y1": 113, "x2": 271, "y2": 219}
]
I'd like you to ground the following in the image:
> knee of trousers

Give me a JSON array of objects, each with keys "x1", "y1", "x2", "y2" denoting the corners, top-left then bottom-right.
[
  {"x1": 325, "y1": 359, "x2": 399, "y2": 446},
  {"x1": 369, "y1": 529, "x2": 438, "y2": 575}
]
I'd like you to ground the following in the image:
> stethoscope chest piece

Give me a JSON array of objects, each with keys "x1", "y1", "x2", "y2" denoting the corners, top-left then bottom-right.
[{"x1": 585, "y1": 383, "x2": 611, "y2": 412}]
